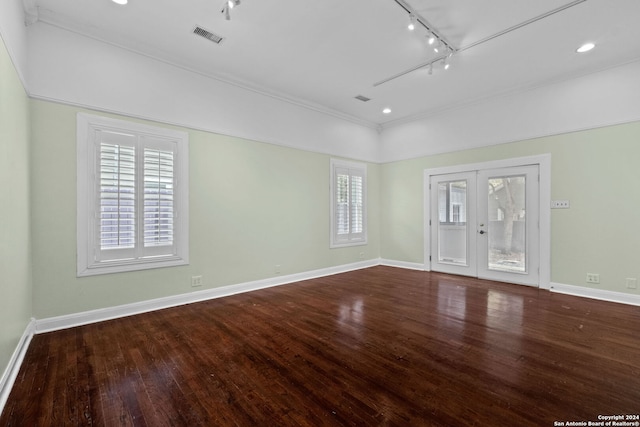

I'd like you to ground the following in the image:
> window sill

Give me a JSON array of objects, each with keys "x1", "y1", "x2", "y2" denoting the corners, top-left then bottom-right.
[
  {"x1": 330, "y1": 240, "x2": 368, "y2": 249},
  {"x1": 77, "y1": 256, "x2": 188, "y2": 277}
]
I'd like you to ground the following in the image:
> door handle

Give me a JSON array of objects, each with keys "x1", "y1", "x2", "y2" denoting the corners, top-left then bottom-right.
[{"x1": 479, "y1": 230, "x2": 486, "y2": 234}]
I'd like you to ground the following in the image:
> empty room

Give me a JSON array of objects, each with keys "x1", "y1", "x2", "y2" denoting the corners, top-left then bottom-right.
[{"x1": 1, "y1": 0, "x2": 640, "y2": 425}]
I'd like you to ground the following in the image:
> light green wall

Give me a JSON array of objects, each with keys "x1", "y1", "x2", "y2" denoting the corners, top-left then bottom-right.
[
  {"x1": 0, "y1": 37, "x2": 32, "y2": 375},
  {"x1": 381, "y1": 123, "x2": 640, "y2": 296},
  {"x1": 30, "y1": 100, "x2": 380, "y2": 318},
  {"x1": 25, "y1": 98, "x2": 640, "y2": 320}
]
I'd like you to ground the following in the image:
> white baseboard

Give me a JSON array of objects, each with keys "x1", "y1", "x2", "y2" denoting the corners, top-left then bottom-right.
[
  {"x1": 35, "y1": 259, "x2": 380, "y2": 334},
  {"x1": 31, "y1": 266, "x2": 640, "y2": 335},
  {"x1": 380, "y1": 259, "x2": 425, "y2": 271},
  {"x1": 551, "y1": 282, "x2": 640, "y2": 306},
  {"x1": 0, "y1": 318, "x2": 36, "y2": 416}
]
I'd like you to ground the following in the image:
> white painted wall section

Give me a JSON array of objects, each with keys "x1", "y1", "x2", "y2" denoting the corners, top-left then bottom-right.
[
  {"x1": 27, "y1": 23, "x2": 381, "y2": 163},
  {"x1": 379, "y1": 60, "x2": 640, "y2": 162}
]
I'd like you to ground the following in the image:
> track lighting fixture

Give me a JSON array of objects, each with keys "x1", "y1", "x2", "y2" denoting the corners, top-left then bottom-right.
[
  {"x1": 407, "y1": 14, "x2": 416, "y2": 31},
  {"x1": 442, "y1": 54, "x2": 451, "y2": 70},
  {"x1": 383, "y1": 0, "x2": 457, "y2": 82},
  {"x1": 394, "y1": 0, "x2": 455, "y2": 56},
  {"x1": 426, "y1": 31, "x2": 435, "y2": 45},
  {"x1": 222, "y1": 0, "x2": 241, "y2": 20},
  {"x1": 441, "y1": 48, "x2": 453, "y2": 70},
  {"x1": 433, "y1": 39, "x2": 442, "y2": 53}
]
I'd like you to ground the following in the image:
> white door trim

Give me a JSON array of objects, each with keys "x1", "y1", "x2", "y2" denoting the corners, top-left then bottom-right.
[{"x1": 424, "y1": 154, "x2": 551, "y2": 290}]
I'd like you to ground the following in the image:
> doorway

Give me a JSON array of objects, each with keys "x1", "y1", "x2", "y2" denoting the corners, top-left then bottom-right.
[{"x1": 424, "y1": 155, "x2": 550, "y2": 288}]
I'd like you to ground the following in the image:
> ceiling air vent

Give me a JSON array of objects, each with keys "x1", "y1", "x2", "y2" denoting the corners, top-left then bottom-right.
[
  {"x1": 354, "y1": 95, "x2": 371, "y2": 102},
  {"x1": 193, "y1": 26, "x2": 224, "y2": 44}
]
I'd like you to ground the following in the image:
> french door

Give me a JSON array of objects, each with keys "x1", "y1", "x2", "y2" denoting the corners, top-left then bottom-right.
[{"x1": 429, "y1": 165, "x2": 540, "y2": 286}]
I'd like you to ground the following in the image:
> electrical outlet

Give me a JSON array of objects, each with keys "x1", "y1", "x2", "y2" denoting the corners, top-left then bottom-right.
[
  {"x1": 359, "y1": 252, "x2": 365, "y2": 259},
  {"x1": 275, "y1": 265, "x2": 281, "y2": 274},
  {"x1": 191, "y1": 275, "x2": 203, "y2": 287},
  {"x1": 626, "y1": 278, "x2": 638, "y2": 289},
  {"x1": 551, "y1": 200, "x2": 570, "y2": 209},
  {"x1": 586, "y1": 273, "x2": 600, "y2": 284}
]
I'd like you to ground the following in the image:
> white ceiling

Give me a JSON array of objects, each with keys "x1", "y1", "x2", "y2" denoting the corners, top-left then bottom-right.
[{"x1": 31, "y1": 0, "x2": 640, "y2": 127}]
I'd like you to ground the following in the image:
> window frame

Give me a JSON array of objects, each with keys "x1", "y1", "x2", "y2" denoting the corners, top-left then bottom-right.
[
  {"x1": 77, "y1": 113, "x2": 189, "y2": 277},
  {"x1": 330, "y1": 158, "x2": 367, "y2": 248}
]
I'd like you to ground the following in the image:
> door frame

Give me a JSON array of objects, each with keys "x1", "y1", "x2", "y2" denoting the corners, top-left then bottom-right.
[{"x1": 424, "y1": 154, "x2": 551, "y2": 290}]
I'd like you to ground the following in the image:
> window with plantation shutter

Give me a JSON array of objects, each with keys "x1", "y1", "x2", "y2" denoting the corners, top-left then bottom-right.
[
  {"x1": 77, "y1": 114, "x2": 189, "y2": 276},
  {"x1": 330, "y1": 159, "x2": 367, "y2": 248}
]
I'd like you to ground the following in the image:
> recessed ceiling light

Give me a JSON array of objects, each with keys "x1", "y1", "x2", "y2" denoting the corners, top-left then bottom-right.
[
  {"x1": 112, "y1": 0, "x2": 128, "y2": 4},
  {"x1": 576, "y1": 42, "x2": 595, "y2": 53},
  {"x1": 382, "y1": 108, "x2": 392, "y2": 114}
]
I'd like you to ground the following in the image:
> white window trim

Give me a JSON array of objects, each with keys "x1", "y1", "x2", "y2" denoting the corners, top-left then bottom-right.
[
  {"x1": 77, "y1": 113, "x2": 189, "y2": 277},
  {"x1": 330, "y1": 158, "x2": 367, "y2": 248}
]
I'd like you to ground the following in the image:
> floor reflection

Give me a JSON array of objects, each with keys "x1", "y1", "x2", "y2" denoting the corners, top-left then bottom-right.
[
  {"x1": 436, "y1": 283, "x2": 467, "y2": 331},
  {"x1": 487, "y1": 290, "x2": 523, "y2": 333},
  {"x1": 336, "y1": 298, "x2": 366, "y2": 343}
]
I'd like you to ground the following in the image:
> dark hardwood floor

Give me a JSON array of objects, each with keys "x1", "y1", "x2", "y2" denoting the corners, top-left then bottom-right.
[{"x1": 2, "y1": 266, "x2": 640, "y2": 426}]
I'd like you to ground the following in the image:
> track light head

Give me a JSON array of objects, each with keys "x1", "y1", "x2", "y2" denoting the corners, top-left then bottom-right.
[
  {"x1": 426, "y1": 31, "x2": 435, "y2": 45},
  {"x1": 443, "y1": 51, "x2": 453, "y2": 70},
  {"x1": 408, "y1": 14, "x2": 416, "y2": 31},
  {"x1": 434, "y1": 40, "x2": 442, "y2": 53},
  {"x1": 222, "y1": 0, "x2": 240, "y2": 20}
]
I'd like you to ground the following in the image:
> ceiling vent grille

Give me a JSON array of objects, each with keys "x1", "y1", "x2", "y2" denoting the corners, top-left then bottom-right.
[
  {"x1": 354, "y1": 95, "x2": 371, "y2": 102},
  {"x1": 193, "y1": 26, "x2": 224, "y2": 44}
]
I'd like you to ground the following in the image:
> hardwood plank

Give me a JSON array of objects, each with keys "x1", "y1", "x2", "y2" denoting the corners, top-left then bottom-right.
[{"x1": 2, "y1": 267, "x2": 639, "y2": 426}]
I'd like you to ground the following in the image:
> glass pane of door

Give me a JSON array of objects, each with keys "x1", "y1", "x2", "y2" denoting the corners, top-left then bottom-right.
[
  {"x1": 437, "y1": 180, "x2": 468, "y2": 265},
  {"x1": 487, "y1": 175, "x2": 527, "y2": 273}
]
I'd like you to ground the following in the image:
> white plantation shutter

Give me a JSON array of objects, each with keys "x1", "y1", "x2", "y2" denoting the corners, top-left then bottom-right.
[
  {"x1": 350, "y1": 172, "x2": 364, "y2": 235},
  {"x1": 331, "y1": 160, "x2": 367, "y2": 247},
  {"x1": 335, "y1": 168, "x2": 350, "y2": 236},
  {"x1": 97, "y1": 132, "x2": 137, "y2": 261},
  {"x1": 77, "y1": 114, "x2": 188, "y2": 276},
  {"x1": 143, "y1": 144, "x2": 175, "y2": 251}
]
